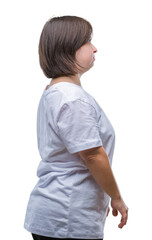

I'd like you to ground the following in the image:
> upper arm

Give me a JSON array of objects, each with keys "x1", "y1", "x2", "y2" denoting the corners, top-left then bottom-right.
[
  {"x1": 56, "y1": 99, "x2": 103, "y2": 154},
  {"x1": 78, "y1": 146, "x2": 106, "y2": 162}
]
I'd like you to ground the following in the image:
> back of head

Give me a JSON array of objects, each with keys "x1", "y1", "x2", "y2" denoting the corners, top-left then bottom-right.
[{"x1": 38, "y1": 15, "x2": 93, "y2": 78}]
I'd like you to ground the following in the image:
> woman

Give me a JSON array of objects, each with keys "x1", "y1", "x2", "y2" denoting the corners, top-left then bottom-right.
[{"x1": 24, "y1": 16, "x2": 128, "y2": 240}]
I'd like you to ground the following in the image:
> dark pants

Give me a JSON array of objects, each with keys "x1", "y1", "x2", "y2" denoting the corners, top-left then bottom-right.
[{"x1": 31, "y1": 233, "x2": 103, "y2": 240}]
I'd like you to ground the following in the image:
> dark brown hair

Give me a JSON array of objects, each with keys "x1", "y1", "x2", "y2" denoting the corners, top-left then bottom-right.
[{"x1": 38, "y1": 16, "x2": 93, "y2": 78}]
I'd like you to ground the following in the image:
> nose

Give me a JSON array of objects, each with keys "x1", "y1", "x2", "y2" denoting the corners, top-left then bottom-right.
[{"x1": 91, "y1": 43, "x2": 97, "y2": 53}]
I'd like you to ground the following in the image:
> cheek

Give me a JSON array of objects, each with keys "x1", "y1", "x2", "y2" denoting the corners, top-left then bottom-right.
[{"x1": 75, "y1": 49, "x2": 93, "y2": 67}]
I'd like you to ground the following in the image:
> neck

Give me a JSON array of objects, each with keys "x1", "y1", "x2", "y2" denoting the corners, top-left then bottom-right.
[{"x1": 51, "y1": 74, "x2": 82, "y2": 87}]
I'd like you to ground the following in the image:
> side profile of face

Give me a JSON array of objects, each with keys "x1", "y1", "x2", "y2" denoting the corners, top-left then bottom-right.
[{"x1": 75, "y1": 42, "x2": 97, "y2": 73}]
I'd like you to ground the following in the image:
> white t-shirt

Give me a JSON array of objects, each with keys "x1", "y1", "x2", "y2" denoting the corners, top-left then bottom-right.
[{"x1": 24, "y1": 82, "x2": 115, "y2": 239}]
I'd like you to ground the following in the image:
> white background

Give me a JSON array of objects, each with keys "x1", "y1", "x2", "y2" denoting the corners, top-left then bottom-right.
[{"x1": 0, "y1": 0, "x2": 152, "y2": 239}]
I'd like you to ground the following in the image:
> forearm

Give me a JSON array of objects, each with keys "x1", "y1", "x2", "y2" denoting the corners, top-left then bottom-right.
[{"x1": 84, "y1": 147, "x2": 121, "y2": 200}]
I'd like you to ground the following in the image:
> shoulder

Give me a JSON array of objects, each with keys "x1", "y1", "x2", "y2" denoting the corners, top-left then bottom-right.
[
  {"x1": 44, "y1": 84, "x2": 95, "y2": 108},
  {"x1": 43, "y1": 83, "x2": 102, "y2": 122}
]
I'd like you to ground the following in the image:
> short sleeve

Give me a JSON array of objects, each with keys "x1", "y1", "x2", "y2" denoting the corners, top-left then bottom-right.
[{"x1": 56, "y1": 99, "x2": 103, "y2": 154}]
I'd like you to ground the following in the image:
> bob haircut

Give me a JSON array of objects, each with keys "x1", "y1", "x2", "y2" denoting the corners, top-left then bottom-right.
[{"x1": 38, "y1": 15, "x2": 93, "y2": 78}]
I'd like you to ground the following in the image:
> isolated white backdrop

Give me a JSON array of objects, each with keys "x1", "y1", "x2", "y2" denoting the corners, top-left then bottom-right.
[{"x1": 0, "y1": 0, "x2": 152, "y2": 239}]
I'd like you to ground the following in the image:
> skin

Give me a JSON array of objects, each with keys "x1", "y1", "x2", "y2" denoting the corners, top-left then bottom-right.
[
  {"x1": 47, "y1": 42, "x2": 97, "y2": 88},
  {"x1": 79, "y1": 146, "x2": 128, "y2": 228},
  {"x1": 46, "y1": 41, "x2": 129, "y2": 228}
]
